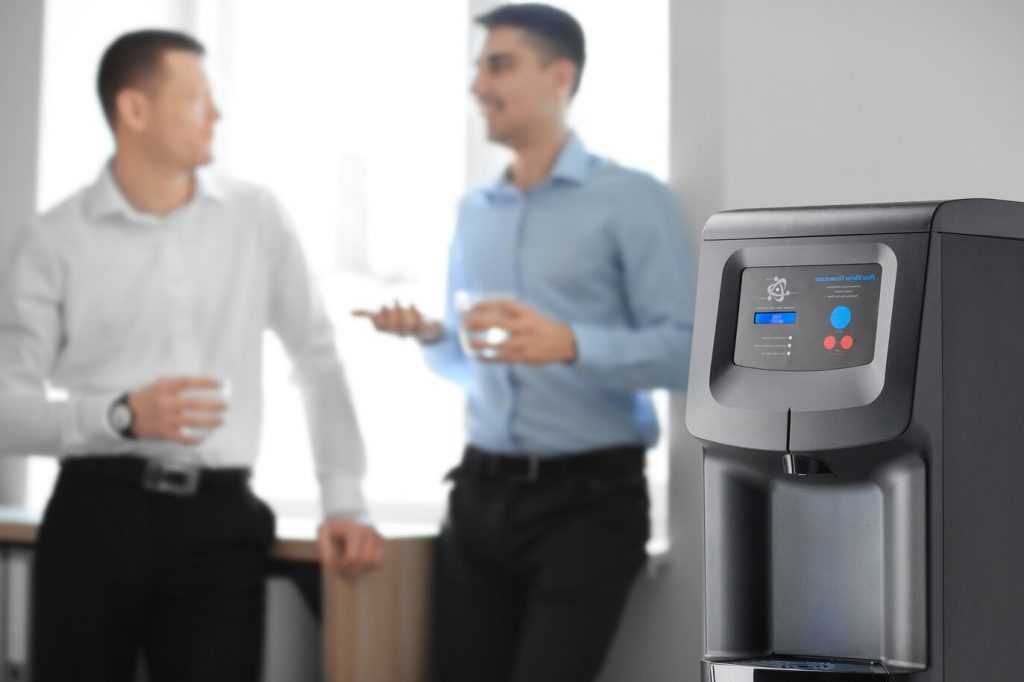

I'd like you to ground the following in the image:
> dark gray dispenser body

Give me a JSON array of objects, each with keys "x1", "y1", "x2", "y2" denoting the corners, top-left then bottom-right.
[{"x1": 685, "y1": 200, "x2": 1024, "y2": 680}]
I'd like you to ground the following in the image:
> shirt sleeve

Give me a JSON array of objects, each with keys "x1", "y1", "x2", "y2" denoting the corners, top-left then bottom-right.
[
  {"x1": 570, "y1": 178, "x2": 697, "y2": 391},
  {"x1": 0, "y1": 224, "x2": 121, "y2": 458},
  {"x1": 263, "y1": 194, "x2": 367, "y2": 518},
  {"x1": 420, "y1": 215, "x2": 473, "y2": 388}
]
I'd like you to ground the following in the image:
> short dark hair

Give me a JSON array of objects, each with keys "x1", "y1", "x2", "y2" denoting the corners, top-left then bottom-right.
[
  {"x1": 475, "y1": 3, "x2": 586, "y2": 96},
  {"x1": 97, "y1": 29, "x2": 205, "y2": 129}
]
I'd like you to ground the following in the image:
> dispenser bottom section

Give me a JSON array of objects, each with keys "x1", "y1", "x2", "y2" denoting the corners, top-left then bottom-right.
[{"x1": 703, "y1": 656, "x2": 889, "y2": 681}]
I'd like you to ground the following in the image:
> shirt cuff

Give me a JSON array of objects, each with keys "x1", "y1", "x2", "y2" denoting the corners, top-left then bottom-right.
[
  {"x1": 571, "y1": 323, "x2": 615, "y2": 371},
  {"x1": 318, "y1": 474, "x2": 368, "y2": 519},
  {"x1": 415, "y1": 323, "x2": 446, "y2": 345},
  {"x1": 75, "y1": 390, "x2": 123, "y2": 446}
]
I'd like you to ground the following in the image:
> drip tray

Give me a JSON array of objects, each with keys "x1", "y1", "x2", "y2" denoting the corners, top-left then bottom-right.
[{"x1": 703, "y1": 656, "x2": 889, "y2": 680}]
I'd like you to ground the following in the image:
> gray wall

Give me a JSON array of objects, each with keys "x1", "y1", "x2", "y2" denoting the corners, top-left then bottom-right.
[
  {"x1": 0, "y1": 0, "x2": 46, "y2": 506},
  {"x1": 593, "y1": 1, "x2": 720, "y2": 679},
  {"x1": 719, "y1": 0, "x2": 1024, "y2": 209},
  {"x1": 0, "y1": 0, "x2": 44, "y2": 274}
]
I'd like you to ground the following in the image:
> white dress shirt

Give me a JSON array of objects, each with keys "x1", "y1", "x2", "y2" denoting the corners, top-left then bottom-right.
[{"x1": 0, "y1": 165, "x2": 366, "y2": 516}]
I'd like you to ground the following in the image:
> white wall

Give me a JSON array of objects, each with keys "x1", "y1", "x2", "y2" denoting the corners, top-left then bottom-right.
[{"x1": 0, "y1": 0, "x2": 45, "y2": 505}]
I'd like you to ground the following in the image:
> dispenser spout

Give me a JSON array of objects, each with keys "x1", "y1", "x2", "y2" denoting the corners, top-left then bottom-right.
[{"x1": 782, "y1": 453, "x2": 834, "y2": 476}]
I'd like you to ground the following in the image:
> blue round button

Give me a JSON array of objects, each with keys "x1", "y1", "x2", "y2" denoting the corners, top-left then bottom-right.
[{"x1": 831, "y1": 305, "x2": 852, "y2": 330}]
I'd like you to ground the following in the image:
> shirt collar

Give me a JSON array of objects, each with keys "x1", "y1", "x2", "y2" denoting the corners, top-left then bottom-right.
[
  {"x1": 485, "y1": 131, "x2": 590, "y2": 201},
  {"x1": 547, "y1": 132, "x2": 590, "y2": 185},
  {"x1": 85, "y1": 162, "x2": 225, "y2": 223},
  {"x1": 196, "y1": 168, "x2": 226, "y2": 202}
]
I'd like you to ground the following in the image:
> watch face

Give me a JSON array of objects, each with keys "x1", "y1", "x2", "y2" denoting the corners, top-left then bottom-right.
[{"x1": 110, "y1": 403, "x2": 132, "y2": 431}]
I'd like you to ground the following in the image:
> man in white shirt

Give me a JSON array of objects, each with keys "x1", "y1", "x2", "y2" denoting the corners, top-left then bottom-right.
[{"x1": 0, "y1": 29, "x2": 382, "y2": 681}]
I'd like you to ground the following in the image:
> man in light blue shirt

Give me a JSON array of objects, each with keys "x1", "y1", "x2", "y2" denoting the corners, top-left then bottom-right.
[
  {"x1": 422, "y1": 129, "x2": 692, "y2": 454},
  {"x1": 356, "y1": 4, "x2": 695, "y2": 681}
]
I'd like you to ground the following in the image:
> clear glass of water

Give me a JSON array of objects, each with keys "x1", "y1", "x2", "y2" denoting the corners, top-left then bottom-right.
[
  {"x1": 180, "y1": 377, "x2": 232, "y2": 442},
  {"x1": 455, "y1": 290, "x2": 515, "y2": 359}
]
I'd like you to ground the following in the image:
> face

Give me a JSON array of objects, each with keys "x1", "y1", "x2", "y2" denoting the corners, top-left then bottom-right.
[
  {"x1": 118, "y1": 50, "x2": 221, "y2": 170},
  {"x1": 470, "y1": 27, "x2": 574, "y2": 147}
]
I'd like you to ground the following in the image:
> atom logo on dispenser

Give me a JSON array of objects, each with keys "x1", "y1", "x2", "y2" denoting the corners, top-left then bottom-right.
[{"x1": 767, "y1": 277, "x2": 791, "y2": 303}]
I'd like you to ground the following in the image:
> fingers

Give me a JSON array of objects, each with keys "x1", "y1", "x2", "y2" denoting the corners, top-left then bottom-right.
[
  {"x1": 338, "y1": 534, "x2": 367, "y2": 578},
  {"x1": 462, "y1": 313, "x2": 529, "y2": 333},
  {"x1": 478, "y1": 341, "x2": 531, "y2": 364},
  {"x1": 470, "y1": 299, "x2": 525, "y2": 318},
  {"x1": 468, "y1": 338, "x2": 505, "y2": 354},
  {"x1": 168, "y1": 376, "x2": 221, "y2": 392},
  {"x1": 176, "y1": 414, "x2": 223, "y2": 429},
  {"x1": 165, "y1": 428, "x2": 205, "y2": 446},
  {"x1": 463, "y1": 305, "x2": 573, "y2": 364},
  {"x1": 462, "y1": 300, "x2": 531, "y2": 334},
  {"x1": 128, "y1": 374, "x2": 233, "y2": 443},
  {"x1": 179, "y1": 398, "x2": 227, "y2": 413},
  {"x1": 375, "y1": 304, "x2": 403, "y2": 334},
  {"x1": 318, "y1": 524, "x2": 335, "y2": 566},
  {"x1": 339, "y1": 527, "x2": 385, "y2": 578},
  {"x1": 176, "y1": 397, "x2": 226, "y2": 433},
  {"x1": 352, "y1": 302, "x2": 427, "y2": 337},
  {"x1": 320, "y1": 519, "x2": 385, "y2": 579},
  {"x1": 402, "y1": 304, "x2": 424, "y2": 336}
]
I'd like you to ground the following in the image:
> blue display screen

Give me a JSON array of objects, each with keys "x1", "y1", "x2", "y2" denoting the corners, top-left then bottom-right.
[{"x1": 754, "y1": 312, "x2": 797, "y2": 325}]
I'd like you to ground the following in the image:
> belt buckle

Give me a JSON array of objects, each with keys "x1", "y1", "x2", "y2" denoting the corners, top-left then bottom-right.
[
  {"x1": 143, "y1": 460, "x2": 201, "y2": 496},
  {"x1": 511, "y1": 456, "x2": 541, "y2": 484}
]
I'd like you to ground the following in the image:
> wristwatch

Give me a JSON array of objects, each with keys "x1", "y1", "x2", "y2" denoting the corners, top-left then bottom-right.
[{"x1": 108, "y1": 393, "x2": 136, "y2": 439}]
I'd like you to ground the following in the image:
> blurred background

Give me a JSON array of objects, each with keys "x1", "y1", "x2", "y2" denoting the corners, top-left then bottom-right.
[{"x1": 5, "y1": 0, "x2": 672, "y2": 532}]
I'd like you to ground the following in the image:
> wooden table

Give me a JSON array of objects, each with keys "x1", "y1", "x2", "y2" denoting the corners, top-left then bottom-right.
[{"x1": 0, "y1": 507, "x2": 436, "y2": 682}]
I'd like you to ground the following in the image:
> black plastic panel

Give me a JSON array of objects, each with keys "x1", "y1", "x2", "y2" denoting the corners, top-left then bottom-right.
[
  {"x1": 734, "y1": 264, "x2": 882, "y2": 371},
  {"x1": 703, "y1": 202, "x2": 939, "y2": 241},
  {"x1": 686, "y1": 232, "x2": 927, "y2": 452},
  {"x1": 932, "y1": 198, "x2": 1024, "y2": 241},
  {"x1": 941, "y1": 234, "x2": 1024, "y2": 681}
]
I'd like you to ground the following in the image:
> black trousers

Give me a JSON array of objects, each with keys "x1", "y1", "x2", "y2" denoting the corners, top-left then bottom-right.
[
  {"x1": 435, "y1": 445, "x2": 650, "y2": 682},
  {"x1": 31, "y1": 457, "x2": 276, "y2": 682}
]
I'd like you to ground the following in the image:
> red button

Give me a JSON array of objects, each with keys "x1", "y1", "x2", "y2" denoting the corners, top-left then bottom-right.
[
  {"x1": 841, "y1": 335, "x2": 854, "y2": 350},
  {"x1": 823, "y1": 336, "x2": 837, "y2": 350}
]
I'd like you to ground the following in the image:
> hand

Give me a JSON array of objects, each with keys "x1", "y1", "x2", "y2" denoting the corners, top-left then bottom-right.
[
  {"x1": 352, "y1": 301, "x2": 443, "y2": 342},
  {"x1": 318, "y1": 516, "x2": 385, "y2": 579},
  {"x1": 465, "y1": 300, "x2": 576, "y2": 364},
  {"x1": 127, "y1": 377, "x2": 227, "y2": 445}
]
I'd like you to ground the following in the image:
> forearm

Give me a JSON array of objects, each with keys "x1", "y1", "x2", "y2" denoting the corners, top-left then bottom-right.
[
  {"x1": 421, "y1": 324, "x2": 472, "y2": 388},
  {"x1": 0, "y1": 390, "x2": 118, "y2": 456},
  {"x1": 291, "y1": 355, "x2": 369, "y2": 517},
  {"x1": 571, "y1": 322, "x2": 693, "y2": 391}
]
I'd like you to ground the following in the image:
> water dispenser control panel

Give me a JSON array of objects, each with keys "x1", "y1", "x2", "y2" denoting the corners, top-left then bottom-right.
[{"x1": 734, "y1": 263, "x2": 882, "y2": 371}]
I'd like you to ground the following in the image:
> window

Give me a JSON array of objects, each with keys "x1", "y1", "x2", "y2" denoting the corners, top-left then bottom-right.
[
  {"x1": 30, "y1": 0, "x2": 672, "y2": 546},
  {"x1": 192, "y1": 0, "x2": 471, "y2": 522}
]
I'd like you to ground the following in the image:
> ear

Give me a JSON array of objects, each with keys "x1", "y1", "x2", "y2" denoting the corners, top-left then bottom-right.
[
  {"x1": 114, "y1": 88, "x2": 149, "y2": 133},
  {"x1": 550, "y1": 58, "x2": 577, "y2": 99}
]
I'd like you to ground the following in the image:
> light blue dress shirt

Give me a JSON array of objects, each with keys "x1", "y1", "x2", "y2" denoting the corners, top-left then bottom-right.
[{"x1": 424, "y1": 133, "x2": 696, "y2": 455}]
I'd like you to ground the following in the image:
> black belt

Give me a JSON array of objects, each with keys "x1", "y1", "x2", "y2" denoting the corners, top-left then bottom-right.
[
  {"x1": 62, "y1": 456, "x2": 251, "y2": 497},
  {"x1": 459, "y1": 444, "x2": 645, "y2": 483}
]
